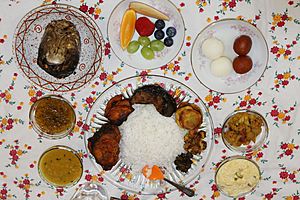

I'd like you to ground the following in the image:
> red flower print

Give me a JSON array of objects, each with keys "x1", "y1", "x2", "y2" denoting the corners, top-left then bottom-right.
[
  {"x1": 281, "y1": 143, "x2": 288, "y2": 149},
  {"x1": 157, "y1": 193, "x2": 166, "y2": 198},
  {"x1": 88, "y1": 7, "x2": 95, "y2": 14},
  {"x1": 277, "y1": 21, "x2": 285, "y2": 27},
  {"x1": 23, "y1": 179, "x2": 30, "y2": 185},
  {"x1": 213, "y1": 96, "x2": 220, "y2": 103},
  {"x1": 86, "y1": 97, "x2": 93, "y2": 104},
  {"x1": 279, "y1": 171, "x2": 288, "y2": 179},
  {"x1": 199, "y1": 8, "x2": 204, "y2": 12},
  {"x1": 285, "y1": 149, "x2": 293, "y2": 156},
  {"x1": 257, "y1": 152, "x2": 263, "y2": 158},
  {"x1": 284, "y1": 115, "x2": 291, "y2": 121},
  {"x1": 265, "y1": 193, "x2": 273, "y2": 199},
  {"x1": 277, "y1": 74, "x2": 283, "y2": 79},
  {"x1": 281, "y1": 14, "x2": 288, "y2": 20},
  {"x1": 214, "y1": 16, "x2": 219, "y2": 20},
  {"x1": 239, "y1": 101, "x2": 247, "y2": 107},
  {"x1": 271, "y1": 46, "x2": 279, "y2": 54},
  {"x1": 100, "y1": 72, "x2": 107, "y2": 80},
  {"x1": 1, "y1": 189, "x2": 7, "y2": 195},
  {"x1": 289, "y1": 173, "x2": 295, "y2": 180},
  {"x1": 228, "y1": 0, "x2": 236, "y2": 8},
  {"x1": 0, "y1": 39, "x2": 4, "y2": 43},
  {"x1": 85, "y1": 174, "x2": 92, "y2": 181},
  {"x1": 249, "y1": 98, "x2": 256, "y2": 105},
  {"x1": 104, "y1": 48, "x2": 110, "y2": 55},
  {"x1": 282, "y1": 80, "x2": 289, "y2": 85},
  {"x1": 105, "y1": 43, "x2": 111, "y2": 48},
  {"x1": 180, "y1": 2, "x2": 185, "y2": 7},
  {"x1": 80, "y1": 4, "x2": 88, "y2": 12},
  {"x1": 82, "y1": 124, "x2": 89, "y2": 131},
  {"x1": 271, "y1": 110, "x2": 279, "y2": 117},
  {"x1": 288, "y1": 1, "x2": 294, "y2": 5},
  {"x1": 285, "y1": 49, "x2": 291, "y2": 55}
]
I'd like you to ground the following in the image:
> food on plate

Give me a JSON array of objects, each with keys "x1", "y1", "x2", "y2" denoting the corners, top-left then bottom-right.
[
  {"x1": 183, "y1": 130, "x2": 207, "y2": 154},
  {"x1": 120, "y1": 9, "x2": 136, "y2": 49},
  {"x1": 174, "y1": 152, "x2": 193, "y2": 173},
  {"x1": 127, "y1": 40, "x2": 140, "y2": 53},
  {"x1": 233, "y1": 35, "x2": 252, "y2": 56},
  {"x1": 38, "y1": 147, "x2": 82, "y2": 186},
  {"x1": 201, "y1": 37, "x2": 224, "y2": 60},
  {"x1": 141, "y1": 46, "x2": 155, "y2": 60},
  {"x1": 104, "y1": 94, "x2": 134, "y2": 126},
  {"x1": 119, "y1": 104, "x2": 184, "y2": 173},
  {"x1": 135, "y1": 17, "x2": 155, "y2": 37},
  {"x1": 210, "y1": 56, "x2": 233, "y2": 77},
  {"x1": 154, "y1": 30, "x2": 165, "y2": 40},
  {"x1": 37, "y1": 19, "x2": 81, "y2": 78},
  {"x1": 138, "y1": 36, "x2": 151, "y2": 46},
  {"x1": 164, "y1": 37, "x2": 174, "y2": 47},
  {"x1": 150, "y1": 40, "x2": 165, "y2": 52},
  {"x1": 142, "y1": 165, "x2": 164, "y2": 180},
  {"x1": 215, "y1": 157, "x2": 260, "y2": 197},
  {"x1": 129, "y1": 2, "x2": 169, "y2": 21},
  {"x1": 166, "y1": 27, "x2": 176, "y2": 37},
  {"x1": 223, "y1": 112, "x2": 263, "y2": 147},
  {"x1": 88, "y1": 123, "x2": 121, "y2": 170},
  {"x1": 233, "y1": 55, "x2": 253, "y2": 74},
  {"x1": 33, "y1": 96, "x2": 75, "y2": 136},
  {"x1": 175, "y1": 102, "x2": 203, "y2": 130},
  {"x1": 155, "y1": 19, "x2": 166, "y2": 30},
  {"x1": 130, "y1": 84, "x2": 177, "y2": 117}
]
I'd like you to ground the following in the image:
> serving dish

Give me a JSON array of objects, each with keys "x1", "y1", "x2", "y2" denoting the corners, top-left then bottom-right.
[
  {"x1": 13, "y1": 4, "x2": 104, "y2": 93},
  {"x1": 221, "y1": 109, "x2": 268, "y2": 153},
  {"x1": 107, "y1": 0, "x2": 185, "y2": 70},
  {"x1": 191, "y1": 19, "x2": 268, "y2": 93},
  {"x1": 84, "y1": 75, "x2": 214, "y2": 194}
]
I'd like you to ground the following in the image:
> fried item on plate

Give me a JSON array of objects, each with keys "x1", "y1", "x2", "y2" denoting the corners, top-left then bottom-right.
[
  {"x1": 175, "y1": 103, "x2": 203, "y2": 130},
  {"x1": 130, "y1": 84, "x2": 177, "y2": 117},
  {"x1": 104, "y1": 95, "x2": 134, "y2": 126},
  {"x1": 183, "y1": 130, "x2": 207, "y2": 154},
  {"x1": 223, "y1": 112, "x2": 263, "y2": 147},
  {"x1": 88, "y1": 123, "x2": 121, "y2": 170}
]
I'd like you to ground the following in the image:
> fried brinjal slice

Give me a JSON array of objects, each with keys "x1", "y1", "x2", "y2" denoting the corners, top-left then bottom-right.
[
  {"x1": 88, "y1": 123, "x2": 121, "y2": 170},
  {"x1": 130, "y1": 85, "x2": 177, "y2": 117},
  {"x1": 104, "y1": 95, "x2": 134, "y2": 125},
  {"x1": 37, "y1": 19, "x2": 81, "y2": 78},
  {"x1": 175, "y1": 102, "x2": 203, "y2": 130}
]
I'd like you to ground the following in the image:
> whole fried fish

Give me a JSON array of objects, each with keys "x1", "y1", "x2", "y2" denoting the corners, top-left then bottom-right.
[{"x1": 37, "y1": 19, "x2": 81, "y2": 78}]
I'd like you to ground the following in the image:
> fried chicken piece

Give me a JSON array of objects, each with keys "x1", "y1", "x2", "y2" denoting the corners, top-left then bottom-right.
[
  {"x1": 130, "y1": 85, "x2": 177, "y2": 117},
  {"x1": 104, "y1": 95, "x2": 134, "y2": 125},
  {"x1": 88, "y1": 123, "x2": 121, "y2": 170}
]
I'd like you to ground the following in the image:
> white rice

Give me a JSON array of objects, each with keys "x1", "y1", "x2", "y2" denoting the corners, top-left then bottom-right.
[{"x1": 119, "y1": 104, "x2": 185, "y2": 173}]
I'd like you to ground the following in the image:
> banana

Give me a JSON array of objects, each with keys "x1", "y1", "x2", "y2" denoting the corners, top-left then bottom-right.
[{"x1": 129, "y1": 2, "x2": 169, "y2": 21}]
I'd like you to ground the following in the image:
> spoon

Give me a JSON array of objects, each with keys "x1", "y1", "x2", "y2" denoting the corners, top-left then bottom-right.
[{"x1": 164, "y1": 178, "x2": 195, "y2": 197}]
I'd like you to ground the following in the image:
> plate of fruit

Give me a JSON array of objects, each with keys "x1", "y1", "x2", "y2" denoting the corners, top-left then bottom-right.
[
  {"x1": 191, "y1": 19, "x2": 268, "y2": 94},
  {"x1": 107, "y1": 0, "x2": 185, "y2": 70}
]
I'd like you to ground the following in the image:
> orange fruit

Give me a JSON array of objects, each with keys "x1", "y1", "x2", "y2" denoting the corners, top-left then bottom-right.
[{"x1": 120, "y1": 9, "x2": 136, "y2": 49}]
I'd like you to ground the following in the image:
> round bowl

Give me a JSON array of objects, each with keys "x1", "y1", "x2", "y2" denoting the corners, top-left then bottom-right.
[
  {"x1": 29, "y1": 94, "x2": 76, "y2": 140},
  {"x1": 221, "y1": 109, "x2": 268, "y2": 153},
  {"x1": 191, "y1": 19, "x2": 268, "y2": 93},
  {"x1": 38, "y1": 145, "x2": 83, "y2": 188},
  {"x1": 215, "y1": 155, "x2": 261, "y2": 198},
  {"x1": 107, "y1": 0, "x2": 185, "y2": 70}
]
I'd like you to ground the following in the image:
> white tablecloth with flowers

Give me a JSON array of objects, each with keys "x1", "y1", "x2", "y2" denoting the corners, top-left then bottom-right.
[{"x1": 0, "y1": 0, "x2": 300, "y2": 199}]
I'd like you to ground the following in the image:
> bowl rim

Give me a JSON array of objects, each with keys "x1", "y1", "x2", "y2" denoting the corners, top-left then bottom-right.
[
  {"x1": 221, "y1": 109, "x2": 269, "y2": 153},
  {"x1": 38, "y1": 145, "x2": 83, "y2": 188},
  {"x1": 29, "y1": 94, "x2": 76, "y2": 140},
  {"x1": 214, "y1": 155, "x2": 261, "y2": 198},
  {"x1": 190, "y1": 18, "x2": 269, "y2": 94}
]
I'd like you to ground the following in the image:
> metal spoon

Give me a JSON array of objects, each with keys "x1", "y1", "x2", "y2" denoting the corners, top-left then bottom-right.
[{"x1": 164, "y1": 178, "x2": 195, "y2": 197}]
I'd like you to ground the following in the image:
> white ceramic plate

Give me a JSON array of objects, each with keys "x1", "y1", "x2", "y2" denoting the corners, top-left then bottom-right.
[
  {"x1": 107, "y1": 0, "x2": 185, "y2": 70},
  {"x1": 13, "y1": 4, "x2": 104, "y2": 93},
  {"x1": 84, "y1": 75, "x2": 214, "y2": 194},
  {"x1": 191, "y1": 19, "x2": 268, "y2": 94}
]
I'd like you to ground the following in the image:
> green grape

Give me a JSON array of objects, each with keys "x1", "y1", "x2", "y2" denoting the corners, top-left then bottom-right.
[
  {"x1": 138, "y1": 37, "x2": 150, "y2": 46},
  {"x1": 150, "y1": 40, "x2": 165, "y2": 52},
  {"x1": 141, "y1": 46, "x2": 154, "y2": 60},
  {"x1": 127, "y1": 41, "x2": 140, "y2": 54}
]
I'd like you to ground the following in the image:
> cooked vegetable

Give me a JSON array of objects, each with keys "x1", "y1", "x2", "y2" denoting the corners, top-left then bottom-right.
[
  {"x1": 223, "y1": 112, "x2": 263, "y2": 147},
  {"x1": 175, "y1": 103, "x2": 203, "y2": 130},
  {"x1": 174, "y1": 152, "x2": 193, "y2": 173},
  {"x1": 183, "y1": 130, "x2": 207, "y2": 154}
]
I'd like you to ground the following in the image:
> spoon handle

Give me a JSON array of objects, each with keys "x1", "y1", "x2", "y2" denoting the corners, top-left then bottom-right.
[{"x1": 164, "y1": 178, "x2": 195, "y2": 197}]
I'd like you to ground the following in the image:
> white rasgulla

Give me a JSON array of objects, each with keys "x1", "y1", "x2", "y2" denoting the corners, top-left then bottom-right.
[
  {"x1": 202, "y1": 37, "x2": 224, "y2": 60},
  {"x1": 210, "y1": 56, "x2": 233, "y2": 77}
]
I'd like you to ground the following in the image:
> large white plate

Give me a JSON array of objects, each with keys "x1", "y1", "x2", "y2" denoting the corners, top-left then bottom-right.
[
  {"x1": 84, "y1": 75, "x2": 214, "y2": 194},
  {"x1": 191, "y1": 19, "x2": 268, "y2": 94},
  {"x1": 107, "y1": 0, "x2": 185, "y2": 70},
  {"x1": 13, "y1": 4, "x2": 104, "y2": 93}
]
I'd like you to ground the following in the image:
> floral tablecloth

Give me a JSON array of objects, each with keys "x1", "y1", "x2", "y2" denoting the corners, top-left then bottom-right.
[{"x1": 1, "y1": 0, "x2": 300, "y2": 199}]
